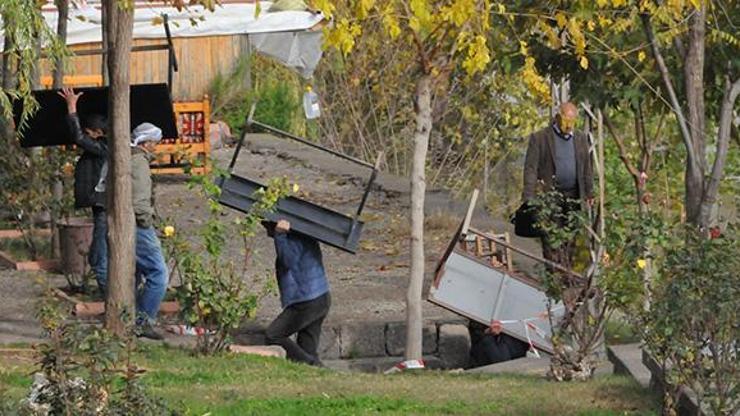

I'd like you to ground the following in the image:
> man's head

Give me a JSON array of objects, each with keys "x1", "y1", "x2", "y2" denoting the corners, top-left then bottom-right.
[
  {"x1": 131, "y1": 122, "x2": 162, "y2": 152},
  {"x1": 555, "y1": 102, "x2": 578, "y2": 134},
  {"x1": 82, "y1": 114, "x2": 107, "y2": 139}
]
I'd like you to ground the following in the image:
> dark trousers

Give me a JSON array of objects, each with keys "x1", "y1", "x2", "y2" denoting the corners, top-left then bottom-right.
[
  {"x1": 89, "y1": 206, "x2": 108, "y2": 296},
  {"x1": 265, "y1": 292, "x2": 330, "y2": 366},
  {"x1": 540, "y1": 192, "x2": 581, "y2": 272}
]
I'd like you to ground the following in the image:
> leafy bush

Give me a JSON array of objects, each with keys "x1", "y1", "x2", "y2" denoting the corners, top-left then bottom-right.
[
  {"x1": 164, "y1": 168, "x2": 292, "y2": 354},
  {"x1": 209, "y1": 55, "x2": 302, "y2": 139},
  {"x1": 14, "y1": 286, "x2": 174, "y2": 415},
  {"x1": 641, "y1": 226, "x2": 739, "y2": 415}
]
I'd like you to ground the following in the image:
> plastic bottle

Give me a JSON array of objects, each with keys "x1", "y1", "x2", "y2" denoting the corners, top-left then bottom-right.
[{"x1": 303, "y1": 85, "x2": 321, "y2": 119}]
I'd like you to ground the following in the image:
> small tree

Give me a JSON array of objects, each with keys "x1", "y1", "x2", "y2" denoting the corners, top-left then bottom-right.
[
  {"x1": 320, "y1": 0, "x2": 492, "y2": 361},
  {"x1": 165, "y1": 173, "x2": 290, "y2": 354}
]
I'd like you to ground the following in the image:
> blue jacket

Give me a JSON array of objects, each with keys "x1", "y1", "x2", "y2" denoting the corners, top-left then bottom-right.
[{"x1": 273, "y1": 232, "x2": 329, "y2": 308}]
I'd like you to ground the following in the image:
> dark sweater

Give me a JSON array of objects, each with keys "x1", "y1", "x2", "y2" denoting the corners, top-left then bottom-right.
[
  {"x1": 273, "y1": 232, "x2": 330, "y2": 308},
  {"x1": 67, "y1": 114, "x2": 108, "y2": 209}
]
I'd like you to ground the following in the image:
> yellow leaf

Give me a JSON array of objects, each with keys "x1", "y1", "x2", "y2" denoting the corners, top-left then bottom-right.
[
  {"x1": 292, "y1": 183, "x2": 300, "y2": 193},
  {"x1": 637, "y1": 51, "x2": 646, "y2": 62},
  {"x1": 555, "y1": 12, "x2": 567, "y2": 28},
  {"x1": 579, "y1": 55, "x2": 589, "y2": 70},
  {"x1": 688, "y1": 0, "x2": 701, "y2": 9},
  {"x1": 587, "y1": 20, "x2": 596, "y2": 31},
  {"x1": 637, "y1": 259, "x2": 647, "y2": 269},
  {"x1": 497, "y1": 3, "x2": 505, "y2": 14}
]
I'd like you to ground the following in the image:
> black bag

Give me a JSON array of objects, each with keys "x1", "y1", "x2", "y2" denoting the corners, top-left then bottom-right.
[{"x1": 511, "y1": 202, "x2": 542, "y2": 238}]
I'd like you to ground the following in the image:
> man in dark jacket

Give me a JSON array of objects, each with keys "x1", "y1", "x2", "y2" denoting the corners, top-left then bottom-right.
[
  {"x1": 58, "y1": 88, "x2": 109, "y2": 296},
  {"x1": 468, "y1": 320, "x2": 529, "y2": 368},
  {"x1": 522, "y1": 102, "x2": 593, "y2": 271},
  {"x1": 264, "y1": 220, "x2": 331, "y2": 366}
]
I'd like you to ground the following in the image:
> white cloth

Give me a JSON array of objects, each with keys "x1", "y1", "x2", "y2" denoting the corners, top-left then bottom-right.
[{"x1": 131, "y1": 123, "x2": 162, "y2": 147}]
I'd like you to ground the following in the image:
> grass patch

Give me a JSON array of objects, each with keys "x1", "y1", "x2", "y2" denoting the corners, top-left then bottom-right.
[
  {"x1": 0, "y1": 344, "x2": 658, "y2": 415},
  {"x1": 605, "y1": 315, "x2": 640, "y2": 345}
]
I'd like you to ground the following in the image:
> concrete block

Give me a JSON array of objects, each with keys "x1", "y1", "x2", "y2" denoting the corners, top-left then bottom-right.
[
  {"x1": 324, "y1": 355, "x2": 443, "y2": 373},
  {"x1": 466, "y1": 356, "x2": 549, "y2": 375},
  {"x1": 339, "y1": 321, "x2": 386, "y2": 358},
  {"x1": 438, "y1": 323, "x2": 470, "y2": 369},
  {"x1": 385, "y1": 321, "x2": 437, "y2": 356},
  {"x1": 607, "y1": 343, "x2": 650, "y2": 388},
  {"x1": 318, "y1": 325, "x2": 341, "y2": 360}
]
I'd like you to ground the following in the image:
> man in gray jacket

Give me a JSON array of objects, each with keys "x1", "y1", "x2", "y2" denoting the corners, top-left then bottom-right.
[
  {"x1": 522, "y1": 102, "x2": 593, "y2": 271},
  {"x1": 130, "y1": 123, "x2": 168, "y2": 340}
]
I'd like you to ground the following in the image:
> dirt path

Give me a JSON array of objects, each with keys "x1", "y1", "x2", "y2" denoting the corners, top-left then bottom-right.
[{"x1": 0, "y1": 133, "x2": 543, "y2": 343}]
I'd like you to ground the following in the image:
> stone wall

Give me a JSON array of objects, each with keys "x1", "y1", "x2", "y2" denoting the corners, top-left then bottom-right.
[{"x1": 236, "y1": 318, "x2": 473, "y2": 370}]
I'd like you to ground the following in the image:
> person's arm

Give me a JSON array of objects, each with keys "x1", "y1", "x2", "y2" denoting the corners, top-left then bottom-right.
[
  {"x1": 522, "y1": 133, "x2": 540, "y2": 201},
  {"x1": 66, "y1": 115, "x2": 107, "y2": 156},
  {"x1": 584, "y1": 134, "x2": 595, "y2": 201},
  {"x1": 273, "y1": 220, "x2": 302, "y2": 270},
  {"x1": 58, "y1": 87, "x2": 107, "y2": 156}
]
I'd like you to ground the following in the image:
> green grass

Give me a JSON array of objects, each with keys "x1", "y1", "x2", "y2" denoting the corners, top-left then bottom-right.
[
  {"x1": 0, "y1": 344, "x2": 658, "y2": 415},
  {"x1": 605, "y1": 315, "x2": 641, "y2": 345}
]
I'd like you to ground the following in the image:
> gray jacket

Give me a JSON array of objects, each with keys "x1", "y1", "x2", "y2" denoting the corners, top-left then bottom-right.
[
  {"x1": 131, "y1": 147, "x2": 156, "y2": 228},
  {"x1": 522, "y1": 125, "x2": 594, "y2": 202}
]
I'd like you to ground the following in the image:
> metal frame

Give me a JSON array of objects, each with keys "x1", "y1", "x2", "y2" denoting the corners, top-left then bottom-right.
[{"x1": 218, "y1": 105, "x2": 381, "y2": 254}]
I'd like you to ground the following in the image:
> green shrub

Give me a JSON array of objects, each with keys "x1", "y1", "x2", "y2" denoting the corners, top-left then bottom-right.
[
  {"x1": 164, "y1": 168, "x2": 293, "y2": 354},
  {"x1": 209, "y1": 55, "x2": 303, "y2": 139}
]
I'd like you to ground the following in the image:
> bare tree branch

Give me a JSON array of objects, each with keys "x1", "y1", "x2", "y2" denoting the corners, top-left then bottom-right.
[
  {"x1": 603, "y1": 112, "x2": 639, "y2": 180},
  {"x1": 699, "y1": 76, "x2": 740, "y2": 226},
  {"x1": 640, "y1": 13, "x2": 697, "y2": 170}
]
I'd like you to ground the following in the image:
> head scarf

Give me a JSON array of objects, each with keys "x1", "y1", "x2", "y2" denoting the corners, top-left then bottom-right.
[{"x1": 131, "y1": 123, "x2": 163, "y2": 147}]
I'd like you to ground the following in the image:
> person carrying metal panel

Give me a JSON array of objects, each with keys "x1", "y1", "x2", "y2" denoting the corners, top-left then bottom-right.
[
  {"x1": 467, "y1": 320, "x2": 530, "y2": 368},
  {"x1": 58, "y1": 87, "x2": 109, "y2": 297},
  {"x1": 263, "y1": 219, "x2": 331, "y2": 366}
]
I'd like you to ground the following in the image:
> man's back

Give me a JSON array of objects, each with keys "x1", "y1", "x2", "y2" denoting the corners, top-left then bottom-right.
[{"x1": 273, "y1": 232, "x2": 329, "y2": 308}]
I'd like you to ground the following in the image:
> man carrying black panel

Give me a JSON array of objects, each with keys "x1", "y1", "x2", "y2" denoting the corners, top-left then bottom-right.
[{"x1": 58, "y1": 87, "x2": 109, "y2": 297}]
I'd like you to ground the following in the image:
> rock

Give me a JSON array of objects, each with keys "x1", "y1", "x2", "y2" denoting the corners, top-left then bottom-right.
[
  {"x1": 385, "y1": 321, "x2": 438, "y2": 356},
  {"x1": 318, "y1": 325, "x2": 341, "y2": 360},
  {"x1": 438, "y1": 323, "x2": 470, "y2": 369},
  {"x1": 228, "y1": 344, "x2": 286, "y2": 358},
  {"x1": 339, "y1": 321, "x2": 386, "y2": 358}
]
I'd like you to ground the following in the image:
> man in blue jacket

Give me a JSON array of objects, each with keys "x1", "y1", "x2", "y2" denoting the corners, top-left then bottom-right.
[{"x1": 264, "y1": 219, "x2": 331, "y2": 366}]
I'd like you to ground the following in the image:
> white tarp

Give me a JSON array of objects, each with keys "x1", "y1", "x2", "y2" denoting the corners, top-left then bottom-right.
[{"x1": 2, "y1": 1, "x2": 326, "y2": 77}]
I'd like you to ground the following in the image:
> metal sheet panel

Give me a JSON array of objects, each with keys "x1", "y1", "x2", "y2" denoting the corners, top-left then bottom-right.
[
  {"x1": 429, "y1": 250, "x2": 563, "y2": 354},
  {"x1": 219, "y1": 174, "x2": 364, "y2": 254}
]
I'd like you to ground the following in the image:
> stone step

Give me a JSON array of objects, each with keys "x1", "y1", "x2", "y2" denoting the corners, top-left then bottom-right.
[{"x1": 607, "y1": 343, "x2": 651, "y2": 388}]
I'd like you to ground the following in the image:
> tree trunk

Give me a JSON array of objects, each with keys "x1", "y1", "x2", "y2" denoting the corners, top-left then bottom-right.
[
  {"x1": 50, "y1": 0, "x2": 69, "y2": 259},
  {"x1": 698, "y1": 77, "x2": 740, "y2": 228},
  {"x1": 103, "y1": 0, "x2": 136, "y2": 335},
  {"x1": 1, "y1": 29, "x2": 16, "y2": 142},
  {"x1": 683, "y1": 4, "x2": 706, "y2": 225},
  {"x1": 405, "y1": 74, "x2": 432, "y2": 362}
]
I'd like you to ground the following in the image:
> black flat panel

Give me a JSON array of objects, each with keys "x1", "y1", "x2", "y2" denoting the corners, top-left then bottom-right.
[
  {"x1": 218, "y1": 174, "x2": 364, "y2": 254},
  {"x1": 15, "y1": 83, "x2": 177, "y2": 147}
]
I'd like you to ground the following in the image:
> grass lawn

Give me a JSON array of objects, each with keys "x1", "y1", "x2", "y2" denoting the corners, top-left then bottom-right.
[{"x1": 0, "y1": 344, "x2": 658, "y2": 415}]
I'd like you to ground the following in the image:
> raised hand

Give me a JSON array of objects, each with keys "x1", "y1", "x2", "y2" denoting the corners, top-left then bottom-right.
[{"x1": 57, "y1": 87, "x2": 84, "y2": 114}]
